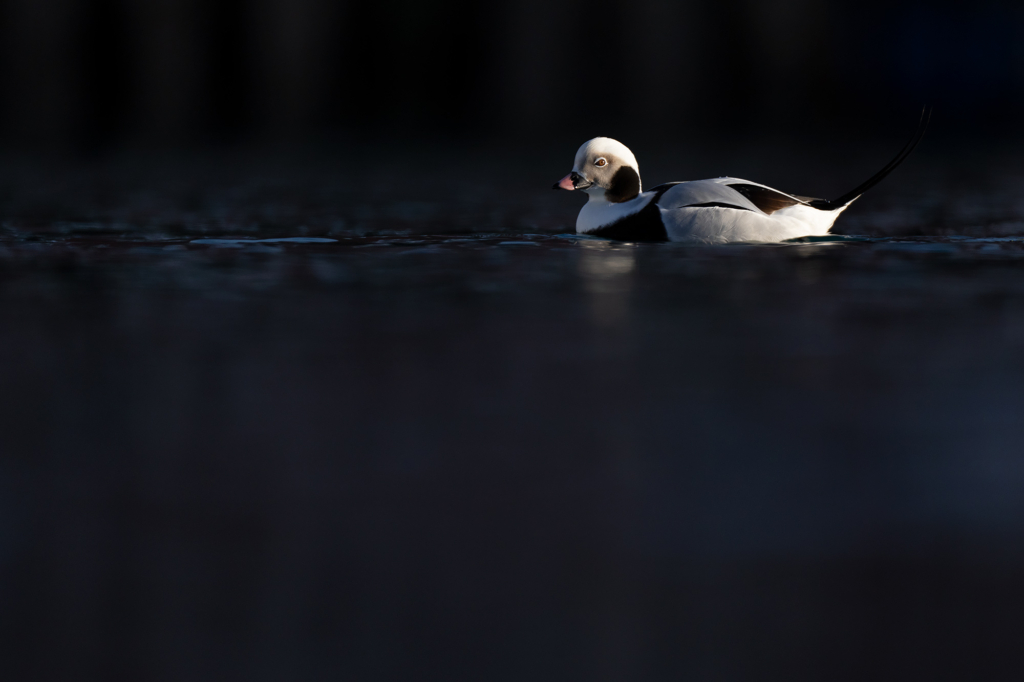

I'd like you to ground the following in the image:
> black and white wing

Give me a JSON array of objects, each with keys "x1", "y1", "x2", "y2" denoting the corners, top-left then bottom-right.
[{"x1": 652, "y1": 178, "x2": 815, "y2": 215}]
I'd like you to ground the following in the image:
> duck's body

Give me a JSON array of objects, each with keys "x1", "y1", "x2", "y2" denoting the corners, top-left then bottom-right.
[
  {"x1": 578, "y1": 177, "x2": 845, "y2": 244},
  {"x1": 554, "y1": 117, "x2": 928, "y2": 244}
]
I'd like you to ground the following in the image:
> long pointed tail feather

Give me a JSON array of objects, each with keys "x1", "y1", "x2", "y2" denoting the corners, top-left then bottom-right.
[{"x1": 808, "y1": 107, "x2": 931, "y2": 211}]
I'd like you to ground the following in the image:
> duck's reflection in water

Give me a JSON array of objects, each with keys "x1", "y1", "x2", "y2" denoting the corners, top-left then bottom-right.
[{"x1": 578, "y1": 241, "x2": 637, "y2": 327}]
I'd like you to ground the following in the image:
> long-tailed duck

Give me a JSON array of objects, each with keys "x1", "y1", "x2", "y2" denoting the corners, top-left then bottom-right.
[{"x1": 553, "y1": 112, "x2": 929, "y2": 244}]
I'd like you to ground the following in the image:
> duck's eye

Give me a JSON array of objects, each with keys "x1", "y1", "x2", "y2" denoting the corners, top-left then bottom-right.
[{"x1": 595, "y1": 158, "x2": 608, "y2": 167}]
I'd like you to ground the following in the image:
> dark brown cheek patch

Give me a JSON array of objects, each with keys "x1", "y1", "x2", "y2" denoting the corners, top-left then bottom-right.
[{"x1": 605, "y1": 166, "x2": 641, "y2": 203}]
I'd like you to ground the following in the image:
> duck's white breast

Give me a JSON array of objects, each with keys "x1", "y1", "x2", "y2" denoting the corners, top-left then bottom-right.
[{"x1": 576, "y1": 194, "x2": 654, "y2": 234}]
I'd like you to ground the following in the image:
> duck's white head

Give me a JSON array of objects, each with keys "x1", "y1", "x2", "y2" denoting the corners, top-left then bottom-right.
[{"x1": 552, "y1": 137, "x2": 642, "y2": 203}]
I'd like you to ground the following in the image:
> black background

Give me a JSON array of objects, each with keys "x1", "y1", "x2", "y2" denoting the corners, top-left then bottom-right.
[{"x1": 0, "y1": 0, "x2": 1021, "y2": 151}]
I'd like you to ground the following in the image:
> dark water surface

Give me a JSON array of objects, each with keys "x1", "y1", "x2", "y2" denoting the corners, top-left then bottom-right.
[{"x1": 2, "y1": 150, "x2": 1024, "y2": 680}]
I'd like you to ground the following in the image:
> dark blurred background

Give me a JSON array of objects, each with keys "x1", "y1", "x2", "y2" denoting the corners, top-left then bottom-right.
[
  {"x1": 0, "y1": 0, "x2": 1021, "y2": 152},
  {"x1": 4, "y1": 3, "x2": 1024, "y2": 682}
]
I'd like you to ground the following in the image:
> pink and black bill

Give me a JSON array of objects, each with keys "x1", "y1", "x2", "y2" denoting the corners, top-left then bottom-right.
[{"x1": 552, "y1": 172, "x2": 592, "y2": 191}]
